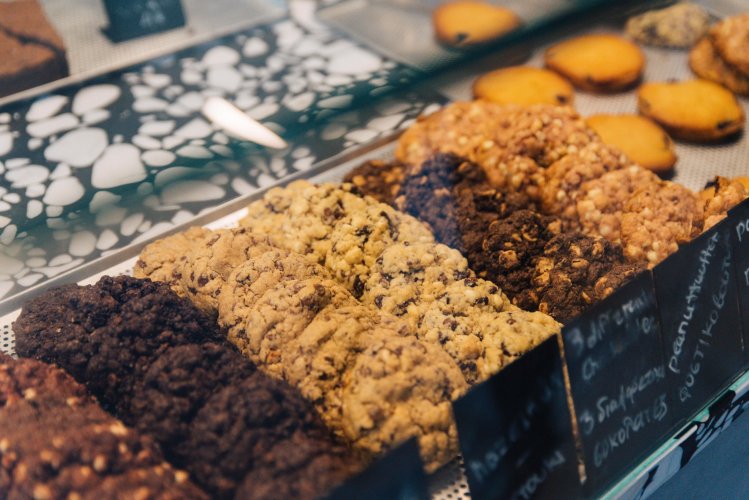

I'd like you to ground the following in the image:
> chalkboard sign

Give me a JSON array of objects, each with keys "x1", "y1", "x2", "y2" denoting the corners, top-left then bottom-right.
[
  {"x1": 562, "y1": 271, "x2": 673, "y2": 494},
  {"x1": 729, "y1": 198, "x2": 749, "y2": 364},
  {"x1": 654, "y1": 219, "x2": 744, "y2": 426},
  {"x1": 453, "y1": 336, "x2": 580, "y2": 500},
  {"x1": 102, "y1": 0, "x2": 186, "y2": 43},
  {"x1": 326, "y1": 438, "x2": 429, "y2": 500}
]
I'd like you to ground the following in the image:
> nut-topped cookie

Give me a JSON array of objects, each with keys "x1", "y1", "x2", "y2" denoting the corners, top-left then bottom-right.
[
  {"x1": 701, "y1": 176, "x2": 749, "y2": 230},
  {"x1": 690, "y1": 37, "x2": 749, "y2": 96},
  {"x1": 710, "y1": 14, "x2": 749, "y2": 78}
]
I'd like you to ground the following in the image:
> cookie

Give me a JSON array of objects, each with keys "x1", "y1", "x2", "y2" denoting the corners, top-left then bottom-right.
[
  {"x1": 344, "y1": 160, "x2": 406, "y2": 206},
  {"x1": 14, "y1": 276, "x2": 358, "y2": 499},
  {"x1": 396, "y1": 102, "x2": 599, "y2": 200},
  {"x1": 638, "y1": 79, "x2": 745, "y2": 141},
  {"x1": 540, "y1": 141, "x2": 631, "y2": 217},
  {"x1": 586, "y1": 114, "x2": 677, "y2": 173},
  {"x1": 531, "y1": 234, "x2": 643, "y2": 323},
  {"x1": 620, "y1": 181, "x2": 704, "y2": 265},
  {"x1": 701, "y1": 176, "x2": 749, "y2": 230},
  {"x1": 0, "y1": 357, "x2": 207, "y2": 500},
  {"x1": 574, "y1": 165, "x2": 662, "y2": 244},
  {"x1": 324, "y1": 204, "x2": 434, "y2": 298},
  {"x1": 710, "y1": 14, "x2": 749, "y2": 78},
  {"x1": 433, "y1": 1, "x2": 521, "y2": 48},
  {"x1": 472, "y1": 66, "x2": 575, "y2": 106},
  {"x1": 689, "y1": 37, "x2": 749, "y2": 96},
  {"x1": 240, "y1": 181, "x2": 371, "y2": 262},
  {"x1": 544, "y1": 34, "x2": 645, "y2": 92},
  {"x1": 626, "y1": 2, "x2": 710, "y2": 48},
  {"x1": 133, "y1": 226, "x2": 213, "y2": 298}
]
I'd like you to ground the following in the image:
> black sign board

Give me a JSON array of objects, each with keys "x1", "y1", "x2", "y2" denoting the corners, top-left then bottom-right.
[
  {"x1": 654, "y1": 219, "x2": 744, "y2": 426},
  {"x1": 454, "y1": 336, "x2": 580, "y2": 500},
  {"x1": 326, "y1": 438, "x2": 429, "y2": 500},
  {"x1": 562, "y1": 271, "x2": 673, "y2": 495},
  {"x1": 729, "y1": 198, "x2": 749, "y2": 364},
  {"x1": 102, "y1": 0, "x2": 186, "y2": 43}
]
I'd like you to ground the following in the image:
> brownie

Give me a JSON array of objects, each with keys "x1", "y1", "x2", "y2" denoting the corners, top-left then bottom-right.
[
  {"x1": 0, "y1": 356, "x2": 207, "y2": 499},
  {"x1": 345, "y1": 159, "x2": 406, "y2": 206},
  {"x1": 0, "y1": 0, "x2": 68, "y2": 98},
  {"x1": 532, "y1": 234, "x2": 643, "y2": 323},
  {"x1": 14, "y1": 276, "x2": 358, "y2": 499}
]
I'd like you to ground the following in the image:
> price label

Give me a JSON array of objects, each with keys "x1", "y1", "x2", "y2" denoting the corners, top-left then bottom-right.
[
  {"x1": 728, "y1": 198, "x2": 749, "y2": 364},
  {"x1": 562, "y1": 271, "x2": 673, "y2": 494},
  {"x1": 454, "y1": 336, "x2": 581, "y2": 500},
  {"x1": 654, "y1": 219, "x2": 744, "y2": 426},
  {"x1": 326, "y1": 438, "x2": 429, "y2": 500},
  {"x1": 103, "y1": 0, "x2": 186, "y2": 43}
]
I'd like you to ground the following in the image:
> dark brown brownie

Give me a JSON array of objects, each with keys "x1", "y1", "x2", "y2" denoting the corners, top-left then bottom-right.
[
  {"x1": 13, "y1": 276, "x2": 358, "y2": 499},
  {"x1": 0, "y1": 356, "x2": 207, "y2": 499},
  {"x1": 344, "y1": 159, "x2": 406, "y2": 206},
  {"x1": 0, "y1": 0, "x2": 68, "y2": 98},
  {"x1": 532, "y1": 234, "x2": 643, "y2": 323}
]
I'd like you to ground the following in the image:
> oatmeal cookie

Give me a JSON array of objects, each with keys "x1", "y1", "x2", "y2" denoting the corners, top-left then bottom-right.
[
  {"x1": 324, "y1": 204, "x2": 434, "y2": 298},
  {"x1": 690, "y1": 37, "x2": 749, "y2": 96},
  {"x1": 620, "y1": 181, "x2": 704, "y2": 265},
  {"x1": 0, "y1": 356, "x2": 207, "y2": 500},
  {"x1": 574, "y1": 166, "x2": 662, "y2": 244},
  {"x1": 240, "y1": 181, "x2": 371, "y2": 262},
  {"x1": 133, "y1": 226, "x2": 213, "y2": 297},
  {"x1": 626, "y1": 2, "x2": 710, "y2": 48},
  {"x1": 540, "y1": 141, "x2": 631, "y2": 217},
  {"x1": 701, "y1": 176, "x2": 749, "y2": 230},
  {"x1": 710, "y1": 14, "x2": 749, "y2": 78},
  {"x1": 396, "y1": 102, "x2": 598, "y2": 199},
  {"x1": 344, "y1": 159, "x2": 406, "y2": 205}
]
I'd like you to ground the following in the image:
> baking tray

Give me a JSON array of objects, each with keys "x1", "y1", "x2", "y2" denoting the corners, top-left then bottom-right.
[
  {"x1": 2, "y1": 3, "x2": 749, "y2": 500},
  {"x1": 2, "y1": 138, "x2": 749, "y2": 500}
]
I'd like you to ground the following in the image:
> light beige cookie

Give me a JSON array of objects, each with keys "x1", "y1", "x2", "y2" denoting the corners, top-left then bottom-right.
[
  {"x1": 324, "y1": 204, "x2": 434, "y2": 298},
  {"x1": 473, "y1": 66, "x2": 575, "y2": 106},
  {"x1": 710, "y1": 13, "x2": 749, "y2": 78},
  {"x1": 342, "y1": 332, "x2": 467, "y2": 472},
  {"x1": 626, "y1": 2, "x2": 710, "y2": 48},
  {"x1": 133, "y1": 226, "x2": 212, "y2": 295},
  {"x1": 240, "y1": 181, "x2": 371, "y2": 262},
  {"x1": 690, "y1": 37, "x2": 749, "y2": 96},
  {"x1": 574, "y1": 165, "x2": 662, "y2": 243},
  {"x1": 638, "y1": 79, "x2": 745, "y2": 141},
  {"x1": 701, "y1": 176, "x2": 749, "y2": 230},
  {"x1": 545, "y1": 34, "x2": 645, "y2": 92},
  {"x1": 539, "y1": 141, "x2": 631, "y2": 218},
  {"x1": 433, "y1": 1, "x2": 521, "y2": 48},
  {"x1": 586, "y1": 114, "x2": 677, "y2": 173},
  {"x1": 620, "y1": 181, "x2": 704, "y2": 266}
]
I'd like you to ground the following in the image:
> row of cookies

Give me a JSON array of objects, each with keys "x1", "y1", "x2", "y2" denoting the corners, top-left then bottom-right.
[
  {"x1": 348, "y1": 153, "x2": 643, "y2": 324},
  {"x1": 0, "y1": 353, "x2": 208, "y2": 499},
  {"x1": 351, "y1": 101, "x2": 749, "y2": 314},
  {"x1": 13, "y1": 276, "x2": 359, "y2": 499},
  {"x1": 133, "y1": 185, "x2": 561, "y2": 470}
]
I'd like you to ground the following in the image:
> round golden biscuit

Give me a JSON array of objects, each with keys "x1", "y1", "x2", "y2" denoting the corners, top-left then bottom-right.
[
  {"x1": 689, "y1": 37, "x2": 749, "y2": 96},
  {"x1": 472, "y1": 66, "x2": 574, "y2": 106},
  {"x1": 433, "y1": 1, "x2": 521, "y2": 48},
  {"x1": 586, "y1": 114, "x2": 677, "y2": 174},
  {"x1": 637, "y1": 79, "x2": 745, "y2": 141},
  {"x1": 544, "y1": 34, "x2": 645, "y2": 92},
  {"x1": 710, "y1": 14, "x2": 749, "y2": 78}
]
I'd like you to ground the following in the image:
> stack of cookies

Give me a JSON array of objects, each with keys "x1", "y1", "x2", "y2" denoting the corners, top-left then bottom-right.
[
  {"x1": 14, "y1": 276, "x2": 359, "y2": 499},
  {"x1": 690, "y1": 14, "x2": 749, "y2": 96}
]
